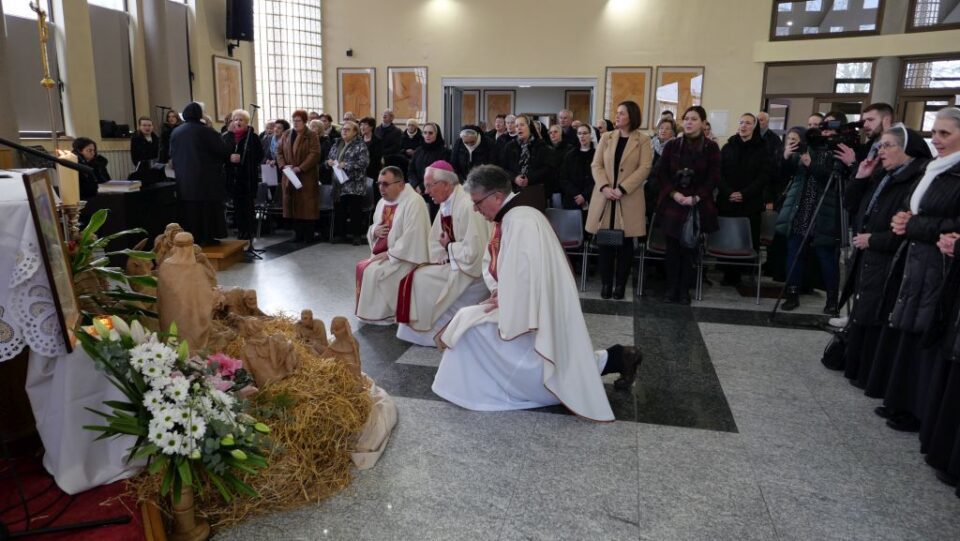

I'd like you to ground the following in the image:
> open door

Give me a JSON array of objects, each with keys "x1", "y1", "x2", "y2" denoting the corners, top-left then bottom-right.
[{"x1": 443, "y1": 86, "x2": 463, "y2": 143}]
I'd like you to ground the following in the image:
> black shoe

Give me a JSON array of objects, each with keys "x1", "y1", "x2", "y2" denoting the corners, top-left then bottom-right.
[
  {"x1": 612, "y1": 284, "x2": 625, "y2": 300},
  {"x1": 781, "y1": 286, "x2": 800, "y2": 311},
  {"x1": 614, "y1": 346, "x2": 643, "y2": 390},
  {"x1": 886, "y1": 413, "x2": 921, "y2": 432},
  {"x1": 601, "y1": 284, "x2": 613, "y2": 299},
  {"x1": 823, "y1": 290, "x2": 839, "y2": 316},
  {"x1": 874, "y1": 406, "x2": 895, "y2": 419}
]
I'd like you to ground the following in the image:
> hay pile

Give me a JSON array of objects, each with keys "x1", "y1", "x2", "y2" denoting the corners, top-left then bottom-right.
[{"x1": 132, "y1": 316, "x2": 372, "y2": 530}]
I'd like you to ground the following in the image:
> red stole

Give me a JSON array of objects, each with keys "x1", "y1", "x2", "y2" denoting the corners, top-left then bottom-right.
[
  {"x1": 440, "y1": 215, "x2": 455, "y2": 243},
  {"x1": 355, "y1": 204, "x2": 398, "y2": 307},
  {"x1": 396, "y1": 213, "x2": 455, "y2": 324},
  {"x1": 487, "y1": 221, "x2": 502, "y2": 283}
]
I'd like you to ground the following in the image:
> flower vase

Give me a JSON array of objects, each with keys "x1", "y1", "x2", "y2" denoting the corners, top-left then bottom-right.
[{"x1": 169, "y1": 485, "x2": 210, "y2": 541}]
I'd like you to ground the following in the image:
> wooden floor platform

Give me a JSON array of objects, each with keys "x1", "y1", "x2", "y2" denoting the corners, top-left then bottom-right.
[{"x1": 201, "y1": 239, "x2": 248, "y2": 271}]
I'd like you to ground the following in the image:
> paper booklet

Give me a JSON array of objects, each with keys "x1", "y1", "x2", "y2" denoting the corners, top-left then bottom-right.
[
  {"x1": 261, "y1": 164, "x2": 278, "y2": 186},
  {"x1": 283, "y1": 166, "x2": 302, "y2": 189},
  {"x1": 333, "y1": 165, "x2": 349, "y2": 185}
]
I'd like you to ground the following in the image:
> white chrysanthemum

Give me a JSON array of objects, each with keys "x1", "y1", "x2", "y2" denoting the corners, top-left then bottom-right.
[
  {"x1": 184, "y1": 415, "x2": 207, "y2": 440},
  {"x1": 147, "y1": 420, "x2": 167, "y2": 447},
  {"x1": 143, "y1": 390, "x2": 166, "y2": 412},
  {"x1": 149, "y1": 374, "x2": 173, "y2": 391},
  {"x1": 164, "y1": 377, "x2": 190, "y2": 403},
  {"x1": 158, "y1": 431, "x2": 185, "y2": 456},
  {"x1": 155, "y1": 407, "x2": 181, "y2": 430},
  {"x1": 210, "y1": 389, "x2": 235, "y2": 409}
]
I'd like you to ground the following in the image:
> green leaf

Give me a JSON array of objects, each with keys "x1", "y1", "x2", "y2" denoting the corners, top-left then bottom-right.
[
  {"x1": 90, "y1": 228, "x2": 148, "y2": 250},
  {"x1": 160, "y1": 462, "x2": 175, "y2": 497},
  {"x1": 82, "y1": 424, "x2": 114, "y2": 434},
  {"x1": 223, "y1": 472, "x2": 258, "y2": 498},
  {"x1": 80, "y1": 209, "x2": 109, "y2": 244},
  {"x1": 177, "y1": 457, "x2": 193, "y2": 487},
  {"x1": 104, "y1": 400, "x2": 139, "y2": 412},
  {"x1": 103, "y1": 290, "x2": 157, "y2": 302},
  {"x1": 91, "y1": 267, "x2": 128, "y2": 283},
  {"x1": 126, "y1": 274, "x2": 158, "y2": 288},
  {"x1": 134, "y1": 444, "x2": 161, "y2": 461},
  {"x1": 206, "y1": 470, "x2": 233, "y2": 502},
  {"x1": 86, "y1": 257, "x2": 110, "y2": 268},
  {"x1": 104, "y1": 249, "x2": 155, "y2": 260},
  {"x1": 147, "y1": 454, "x2": 169, "y2": 475}
]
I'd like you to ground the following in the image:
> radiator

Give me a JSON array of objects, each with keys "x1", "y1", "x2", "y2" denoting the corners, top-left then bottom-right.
[{"x1": 100, "y1": 149, "x2": 135, "y2": 180}]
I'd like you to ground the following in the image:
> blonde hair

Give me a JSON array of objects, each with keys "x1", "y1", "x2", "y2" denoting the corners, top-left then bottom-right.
[
  {"x1": 308, "y1": 119, "x2": 323, "y2": 132},
  {"x1": 231, "y1": 109, "x2": 250, "y2": 122}
]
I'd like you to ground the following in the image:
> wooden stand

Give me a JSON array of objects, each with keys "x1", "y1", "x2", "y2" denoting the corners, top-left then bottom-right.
[{"x1": 200, "y1": 240, "x2": 248, "y2": 271}]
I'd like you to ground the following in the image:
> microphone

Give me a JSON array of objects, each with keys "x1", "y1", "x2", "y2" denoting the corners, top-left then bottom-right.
[{"x1": 250, "y1": 104, "x2": 261, "y2": 109}]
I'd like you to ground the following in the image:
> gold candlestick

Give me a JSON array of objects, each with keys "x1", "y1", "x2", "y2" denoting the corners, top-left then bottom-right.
[
  {"x1": 57, "y1": 201, "x2": 86, "y2": 242},
  {"x1": 30, "y1": 1, "x2": 58, "y2": 151}
]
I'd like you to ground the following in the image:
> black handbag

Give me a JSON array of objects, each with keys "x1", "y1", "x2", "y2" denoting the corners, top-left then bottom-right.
[
  {"x1": 679, "y1": 204, "x2": 700, "y2": 250},
  {"x1": 596, "y1": 197, "x2": 625, "y2": 248},
  {"x1": 820, "y1": 327, "x2": 848, "y2": 370}
]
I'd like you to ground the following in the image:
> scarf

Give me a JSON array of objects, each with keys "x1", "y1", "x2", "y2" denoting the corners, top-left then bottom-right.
[
  {"x1": 232, "y1": 128, "x2": 246, "y2": 143},
  {"x1": 518, "y1": 137, "x2": 532, "y2": 177},
  {"x1": 910, "y1": 151, "x2": 960, "y2": 214},
  {"x1": 865, "y1": 161, "x2": 909, "y2": 216}
]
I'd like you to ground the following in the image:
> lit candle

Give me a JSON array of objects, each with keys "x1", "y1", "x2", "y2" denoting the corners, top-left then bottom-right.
[{"x1": 56, "y1": 149, "x2": 80, "y2": 205}]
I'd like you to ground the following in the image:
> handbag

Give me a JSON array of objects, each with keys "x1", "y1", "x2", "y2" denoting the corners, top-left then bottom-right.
[
  {"x1": 820, "y1": 327, "x2": 848, "y2": 370},
  {"x1": 679, "y1": 204, "x2": 700, "y2": 250},
  {"x1": 596, "y1": 196, "x2": 624, "y2": 248}
]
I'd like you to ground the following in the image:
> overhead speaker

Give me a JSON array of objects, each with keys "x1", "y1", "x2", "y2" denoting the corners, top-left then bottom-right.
[{"x1": 226, "y1": 0, "x2": 254, "y2": 42}]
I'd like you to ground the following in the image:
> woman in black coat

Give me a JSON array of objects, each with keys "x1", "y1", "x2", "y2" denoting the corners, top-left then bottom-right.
[
  {"x1": 158, "y1": 109, "x2": 181, "y2": 163},
  {"x1": 450, "y1": 125, "x2": 496, "y2": 181},
  {"x1": 130, "y1": 116, "x2": 160, "y2": 167},
  {"x1": 222, "y1": 109, "x2": 264, "y2": 240},
  {"x1": 500, "y1": 115, "x2": 553, "y2": 212},
  {"x1": 73, "y1": 137, "x2": 110, "y2": 199},
  {"x1": 834, "y1": 127, "x2": 928, "y2": 387},
  {"x1": 400, "y1": 120, "x2": 424, "y2": 160},
  {"x1": 560, "y1": 125, "x2": 595, "y2": 211},
  {"x1": 869, "y1": 108, "x2": 960, "y2": 433},
  {"x1": 407, "y1": 122, "x2": 450, "y2": 217}
]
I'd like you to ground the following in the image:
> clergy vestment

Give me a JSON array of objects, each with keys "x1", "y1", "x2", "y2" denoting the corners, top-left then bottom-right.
[
  {"x1": 432, "y1": 193, "x2": 615, "y2": 421},
  {"x1": 355, "y1": 184, "x2": 430, "y2": 323},
  {"x1": 396, "y1": 184, "x2": 491, "y2": 346}
]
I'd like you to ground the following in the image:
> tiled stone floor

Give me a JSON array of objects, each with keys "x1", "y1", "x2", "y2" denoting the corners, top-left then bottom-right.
[{"x1": 214, "y1": 238, "x2": 960, "y2": 540}]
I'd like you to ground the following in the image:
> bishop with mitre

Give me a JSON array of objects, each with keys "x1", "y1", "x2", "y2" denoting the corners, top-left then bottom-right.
[
  {"x1": 355, "y1": 166, "x2": 431, "y2": 323},
  {"x1": 432, "y1": 165, "x2": 642, "y2": 421},
  {"x1": 396, "y1": 161, "x2": 491, "y2": 346}
]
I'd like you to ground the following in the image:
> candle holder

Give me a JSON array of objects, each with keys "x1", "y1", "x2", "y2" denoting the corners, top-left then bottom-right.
[{"x1": 57, "y1": 200, "x2": 86, "y2": 242}]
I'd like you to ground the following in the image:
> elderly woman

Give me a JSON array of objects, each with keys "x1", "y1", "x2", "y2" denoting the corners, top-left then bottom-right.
[
  {"x1": 277, "y1": 109, "x2": 322, "y2": 243},
  {"x1": 401, "y1": 119, "x2": 424, "y2": 159},
  {"x1": 585, "y1": 101, "x2": 653, "y2": 300},
  {"x1": 868, "y1": 107, "x2": 960, "y2": 434},
  {"x1": 654, "y1": 105, "x2": 720, "y2": 304},
  {"x1": 221, "y1": 109, "x2": 264, "y2": 240},
  {"x1": 450, "y1": 124, "x2": 495, "y2": 180},
  {"x1": 832, "y1": 125, "x2": 929, "y2": 386},
  {"x1": 327, "y1": 120, "x2": 370, "y2": 245}
]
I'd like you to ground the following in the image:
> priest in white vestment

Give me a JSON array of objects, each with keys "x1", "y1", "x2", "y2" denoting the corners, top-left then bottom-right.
[
  {"x1": 396, "y1": 160, "x2": 491, "y2": 346},
  {"x1": 432, "y1": 165, "x2": 642, "y2": 421},
  {"x1": 355, "y1": 166, "x2": 431, "y2": 324}
]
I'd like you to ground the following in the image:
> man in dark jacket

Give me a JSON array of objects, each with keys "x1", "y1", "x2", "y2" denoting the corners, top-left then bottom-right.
[
  {"x1": 375, "y1": 109, "x2": 403, "y2": 157},
  {"x1": 450, "y1": 125, "x2": 496, "y2": 180},
  {"x1": 170, "y1": 102, "x2": 231, "y2": 245},
  {"x1": 557, "y1": 109, "x2": 579, "y2": 148},
  {"x1": 757, "y1": 111, "x2": 782, "y2": 175},
  {"x1": 718, "y1": 113, "x2": 772, "y2": 286}
]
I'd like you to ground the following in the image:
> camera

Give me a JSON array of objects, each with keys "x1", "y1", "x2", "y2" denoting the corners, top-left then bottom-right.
[
  {"x1": 675, "y1": 167, "x2": 695, "y2": 189},
  {"x1": 805, "y1": 120, "x2": 862, "y2": 153}
]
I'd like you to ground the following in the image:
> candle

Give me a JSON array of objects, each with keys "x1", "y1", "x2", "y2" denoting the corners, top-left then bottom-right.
[{"x1": 56, "y1": 149, "x2": 80, "y2": 205}]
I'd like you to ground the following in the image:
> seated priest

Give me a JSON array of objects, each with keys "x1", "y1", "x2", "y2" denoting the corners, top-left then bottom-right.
[
  {"x1": 432, "y1": 165, "x2": 642, "y2": 421},
  {"x1": 396, "y1": 160, "x2": 492, "y2": 347},
  {"x1": 355, "y1": 166, "x2": 431, "y2": 324}
]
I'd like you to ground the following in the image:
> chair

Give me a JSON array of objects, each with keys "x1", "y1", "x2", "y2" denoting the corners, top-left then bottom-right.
[
  {"x1": 699, "y1": 216, "x2": 762, "y2": 304},
  {"x1": 637, "y1": 214, "x2": 667, "y2": 297},
  {"x1": 253, "y1": 182, "x2": 272, "y2": 240},
  {"x1": 546, "y1": 208, "x2": 584, "y2": 250},
  {"x1": 550, "y1": 193, "x2": 562, "y2": 209},
  {"x1": 318, "y1": 183, "x2": 336, "y2": 242}
]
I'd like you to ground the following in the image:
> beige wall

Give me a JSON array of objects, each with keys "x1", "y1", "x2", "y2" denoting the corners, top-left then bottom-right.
[{"x1": 322, "y1": 0, "x2": 773, "y2": 136}]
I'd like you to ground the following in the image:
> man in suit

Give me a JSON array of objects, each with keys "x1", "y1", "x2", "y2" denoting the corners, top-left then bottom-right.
[{"x1": 376, "y1": 109, "x2": 403, "y2": 158}]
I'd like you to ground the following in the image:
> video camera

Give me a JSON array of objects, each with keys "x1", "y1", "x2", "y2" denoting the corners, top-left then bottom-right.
[{"x1": 805, "y1": 120, "x2": 862, "y2": 153}]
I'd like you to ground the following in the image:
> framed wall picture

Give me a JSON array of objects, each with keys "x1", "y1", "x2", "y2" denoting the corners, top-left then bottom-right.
[
  {"x1": 564, "y1": 90, "x2": 592, "y2": 125},
  {"x1": 388, "y1": 66, "x2": 427, "y2": 124},
  {"x1": 483, "y1": 90, "x2": 515, "y2": 129},
  {"x1": 21, "y1": 169, "x2": 78, "y2": 352},
  {"x1": 604, "y1": 67, "x2": 653, "y2": 129},
  {"x1": 338, "y1": 67, "x2": 376, "y2": 120},
  {"x1": 213, "y1": 55, "x2": 243, "y2": 124},
  {"x1": 461, "y1": 90, "x2": 480, "y2": 128},
  {"x1": 655, "y1": 66, "x2": 705, "y2": 120}
]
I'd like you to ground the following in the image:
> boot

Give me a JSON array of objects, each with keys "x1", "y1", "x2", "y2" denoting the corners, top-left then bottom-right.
[
  {"x1": 601, "y1": 284, "x2": 613, "y2": 299},
  {"x1": 614, "y1": 346, "x2": 644, "y2": 390},
  {"x1": 823, "y1": 290, "x2": 839, "y2": 316},
  {"x1": 781, "y1": 286, "x2": 800, "y2": 311},
  {"x1": 612, "y1": 282, "x2": 626, "y2": 300}
]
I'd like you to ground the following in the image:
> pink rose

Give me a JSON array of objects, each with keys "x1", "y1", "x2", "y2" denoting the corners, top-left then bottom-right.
[
  {"x1": 206, "y1": 375, "x2": 233, "y2": 392},
  {"x1": 207, "y1": 353, "x2": 244, "y2": 378}
]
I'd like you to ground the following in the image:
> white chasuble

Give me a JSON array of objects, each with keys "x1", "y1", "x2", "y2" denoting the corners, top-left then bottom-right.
[
  {"x1": 434, "y1": 205, "x2": 614, "y2": 421},
  {"x1": 395, "y1": 185, "x2": 491, "y2": 345},
  {"x1": 355, "y1": 184, "x2": 430, "y2": 323}
]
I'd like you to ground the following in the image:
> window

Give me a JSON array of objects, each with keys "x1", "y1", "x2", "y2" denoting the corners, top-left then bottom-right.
[
  {"x1": 3, "y1": 8, "x2": 64, "y2": 136},
  {"x1": 1, "y1": 0, "x2": 51, "y2": 18},
  {"x1": 254, "y1": 0, "x2": 324, "y2": 130},
  {"x1": 903, "y1": 58, "x2": 960, "y2": 89},
  {"x1": 89, "y1": 4, "x2": 135, "y2": 131},
  {"x1": 835, "y1": 62, "x2": 872, "y2": 93},
  {"x1": 88, "y1": 0, "x2": 126, "y2": 10},
  {"x1": 909, "y1": 0, "x2": 960, "y2": 31},
  {"x1": 771, "y1": 0, "x2": 883, "y2": 39}
]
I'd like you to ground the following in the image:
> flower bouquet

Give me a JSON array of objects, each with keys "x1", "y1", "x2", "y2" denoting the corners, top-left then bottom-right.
[{"x1": 78, "y1": 316, "x2": 270, "y2": 512}]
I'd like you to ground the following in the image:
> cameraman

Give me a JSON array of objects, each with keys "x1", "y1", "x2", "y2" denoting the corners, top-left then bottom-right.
[
  {"x1": 654, "y1": 105, "x2": 720, "y2": 304},
  {"x1": 776, "y1": 112, "x2": 851, "y2": 314}
]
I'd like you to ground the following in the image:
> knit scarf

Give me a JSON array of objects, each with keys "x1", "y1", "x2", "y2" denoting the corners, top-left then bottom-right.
[{"x1": 910, "y1": 151, "x2": 960, "y2": 214}]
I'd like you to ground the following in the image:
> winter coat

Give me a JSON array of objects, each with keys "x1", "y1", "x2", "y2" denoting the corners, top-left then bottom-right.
[
  {"x1": 364, "y1": 135, "x2": 383, "y2": 180},
  {"x1": 888, "y1": 161, "x2": 960, "y2": 333},
  {"x1": 375, "y1": 123, "x2": 403, "y2": 157},
  {"x1": 654, "y1": 135, "x2": 721, "y2": 239},
  {"x1": 327, "y1": 136, "x2": 369, "y2": 197},
  {"x1": 841, "y1": 158, "x2": 927, "y2": 326},
  {"x1": 500, "y1": 136, "x2": 555, "y2": 206},
  {"x1": 169, "y1": 103, "x2": 230, "y2": 202},
  {"x1": 407, "y1": 144, "x2": 450, "y2": 191},
  {"x1": 130, "y1": 133, "x2": 159, "y2": 166},
  {"x1": 221, "y1": 127, "x2": 264, "y2": 199},
  {"x1": 560, "y1": 146, "x2": 595, "y2": 210},
  {"x1": 585, "y1": 130, "x2": 653, "y2": 237},
  {"x1": 718, "y1": 133, "x2": 771, "y2": 217},
  {"x1": 159, "y1": 122, "x2": 179, "y2": 163},
  {"x1": 450, "y1": 136, "x2": 497, "y2": 180},
  {"x1": 78, "y1": 153, "x2": 110, "y2": 199},
  {"x1": 774, "y1": 149, "x2": 840, "y2": 247},
  {"x1": 400, "y1": 129, "x2": 424, "y2": 157},
  {"x1": 277, "y1": 127, "x2": 321, "y2": 219}
]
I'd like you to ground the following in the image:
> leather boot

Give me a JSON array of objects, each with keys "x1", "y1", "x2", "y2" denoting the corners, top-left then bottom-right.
[
  {"x1": 614, "y1": 346, "x2": 644, "y2": 390},
  {"x1": 781, "y1": 286, "x2": 800, "y2": 311},
  {"x1": 601, "y1": 284, "x2": 613, "y2": 299},
  {"x1": 823, "y1": 290, "x2": 839, "y2": 316},
  {"x1": 613, "y1": 282, "x2": 626, "y2": 300}
]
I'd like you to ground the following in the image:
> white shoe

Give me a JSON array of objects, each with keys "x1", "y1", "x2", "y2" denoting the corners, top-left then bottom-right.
[{"x1": 828, "y1": 315, "x2": 848, "y2": 328}]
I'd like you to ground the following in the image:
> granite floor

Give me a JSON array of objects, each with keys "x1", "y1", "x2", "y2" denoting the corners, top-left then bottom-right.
[{"x1": 213, "y1": 236, "x2": 960, "y2": 540}]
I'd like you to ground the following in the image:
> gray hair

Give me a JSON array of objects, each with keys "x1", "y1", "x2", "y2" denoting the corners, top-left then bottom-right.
[
  {"x1": 558, "y1": 109, "x2": 573, "y2": 117},
  {"x1": 505, "y1": 114, "x2": 517, "y2": 122},
  {"x1": 379, "y1": 165, "x2": 405, "y2": 182},
  {"x1": 426, "y1": 166, "x2": 459, "y2": 185},
  {"x1": 465, "y1": 164, "x2": 512, "y2": 196},
  {"x1": 231, "y1": 109, "x2": 251, "y2": 122},
  {"x1": 936, "y1": 107, "x2": 960, "y2": 129},
  {"x1": 882, "y1": 124, "x2": 907, "y2": 148},
  {"x1": 307, "y1": 119, "x2": 323, "y2": 132}
]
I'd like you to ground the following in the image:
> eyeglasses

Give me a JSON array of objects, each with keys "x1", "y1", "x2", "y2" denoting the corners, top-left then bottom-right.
[
  {"x1": 877, "y1": 142, "x2": 899, "y2": 150},
  {"x1": 377, "y1": 180, "x2": 402, "y2": 188},
  {"x1": 472, "y1": 191, "x2": 497, "y2": 209}
]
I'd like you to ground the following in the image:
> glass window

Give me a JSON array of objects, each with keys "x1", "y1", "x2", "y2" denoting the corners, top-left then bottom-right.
[
  {"x1": 778, "y1": 2, "x2": 792, "y2": 10},
  {"x1": 903, "y1": 59, "x2": 960, "y2": 89},
  {"x1": 1, "y1": 0, "x2": 52, "y2": 18},
  {"x1": 805, "y1": 0, "x2": 822, "y2": 10},
  {"x1": 863, "y1": 0, "x2": 879, "y2": 8},
  {"x1": 803, "y1": 26, "x2": 819, "y2": 33},
  {"x1": 771, "y1": 0, "x2": 882, "y2": 39},
  {"x1": 88, "y1": 0, "x2": 126, "y2": 10},
  {"x1": 834, "y1": 0, "x2": 849, "y2": 9},
  {"x1": 829, "y1": 25, "x2": 844, "y2": 32},
  {"x1": 910, "y1": 0, "x2": 960, "y2": 29},
  {"x1": 835, "y1": 62, "x2": 872, "y2": 93}
]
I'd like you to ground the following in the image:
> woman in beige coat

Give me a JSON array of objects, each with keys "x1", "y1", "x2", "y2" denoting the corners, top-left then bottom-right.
[
  {"x1": 277, "y1": 109, "x2": 322, "y2": 242},
  {"x1": 585, "y1": 101, "x2": 653, "y2": 299}
]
